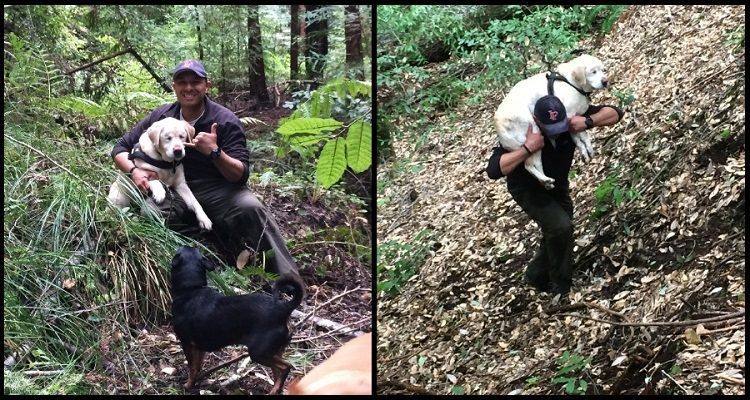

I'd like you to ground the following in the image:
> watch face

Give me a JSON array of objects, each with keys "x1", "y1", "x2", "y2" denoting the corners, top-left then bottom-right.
[{"x1": 211, "y1": 148, "x2": 220, "y2": 159}]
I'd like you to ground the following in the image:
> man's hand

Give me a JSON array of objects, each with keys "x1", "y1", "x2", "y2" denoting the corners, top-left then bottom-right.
[
  {"x1": 131, "y1": 168, "x2": 158, "y2": 193},
  {"x1": 185, "y1": 123, "x2": 218, "y2": 156},
  {"x1": 525, "y1": 123, "x2": 545, "y2": 153},
  {"x1": 568, "y1": 116, "x2": 588, "y2": 134}
]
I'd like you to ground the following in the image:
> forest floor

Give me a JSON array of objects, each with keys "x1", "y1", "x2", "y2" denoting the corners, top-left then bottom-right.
[
  {"x1": 95, "y1": 104, "x2": 372, "y2": 395},
  {"x1": 377, "y1": 5, "x2": 744, "y2": 396}
]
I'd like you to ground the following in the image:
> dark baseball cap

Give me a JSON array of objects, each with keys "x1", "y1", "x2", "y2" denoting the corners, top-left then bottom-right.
[
  {"x1": 172, "y1": 59, "x2": 207, "y2": 79},
  {"x1": 534, "y1": 95, "x2": 569, "y2": 136}
]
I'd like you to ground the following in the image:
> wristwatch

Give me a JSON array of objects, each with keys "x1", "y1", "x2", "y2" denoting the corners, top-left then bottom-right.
[
  {"x1": 585, "y1": 116, "x2": 594, "y2": 129},
  {"x1": 209, "y1": 147, "x2": 222, "y2": 160}
]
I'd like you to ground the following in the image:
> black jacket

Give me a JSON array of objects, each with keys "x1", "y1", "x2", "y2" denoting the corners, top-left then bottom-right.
[{"x1": 111, "y1": 97, "x2": 250, "y2": 184}]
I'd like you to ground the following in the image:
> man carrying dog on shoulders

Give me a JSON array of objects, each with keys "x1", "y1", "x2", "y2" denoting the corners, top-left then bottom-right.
[
  {"x1": 487, "y1": 97, "x2": 624, "y2": 296},
  {"x1": 110, "y1": 59, "x2": 304, "y2": 292}
]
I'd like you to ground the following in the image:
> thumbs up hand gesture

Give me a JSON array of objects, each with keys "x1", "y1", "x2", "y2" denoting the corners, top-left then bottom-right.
[{"x1": 186, "y1": 123, "x2": 218, "y2": 156}]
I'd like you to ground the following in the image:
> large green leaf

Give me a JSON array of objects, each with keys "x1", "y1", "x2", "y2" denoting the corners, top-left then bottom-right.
[
  {"x1": 276, "y1": 118, "x2": 342, "y2": 137},
  {"x1": 288, "y1": 132, "x2": 329, "y2": 148},
  {"x1": 345, "y1": 121, "x2": 372, "y2": 173},
  {"x1": 316, "y1": 138, "x2": 346, "y2": 189}
]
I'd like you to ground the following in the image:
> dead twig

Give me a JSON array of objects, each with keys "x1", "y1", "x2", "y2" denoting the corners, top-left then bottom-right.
[
  {"x1": 544, "y1": 301, "x2": 629, "y2": 321},
  {"x1": 294, "y1": 286, "x2": 370, "y2": 329},
  {"x1": 198, "y1": 353, "x2": 251, "y2": 381},
  {"x1": 661, "y1": 369, "x2": 690, "y2": 394},
  {"x1": 556, "y1": 309, "x2": 744, "y2": 327},
  {"x1": 292, "y1": 316, "x2": 371, "y2": 343},
  {"x1": 381, "y1": 379, "x2": 436, "y2": 395}
]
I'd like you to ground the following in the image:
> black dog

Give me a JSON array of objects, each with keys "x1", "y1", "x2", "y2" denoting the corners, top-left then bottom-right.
[{"x1": 170, "y1": 246, "x2": 304, "y2": 394}]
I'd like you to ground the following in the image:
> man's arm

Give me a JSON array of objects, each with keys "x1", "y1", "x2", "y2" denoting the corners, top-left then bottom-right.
[
  {"x1": 569, "y1": 105, "x2": 623, "y2": 133},
  {"x1": 212, "y1": 148, "x2": 246, "y2": 182},
  {"x1": 187, "y1": 122, "x2": 248, "y2": 183},
  {"x1": 487, "y1": 124, "x2": 545, "y2": 179},
  {"x1": 111, "y1": 112, "x2": 161, "y2": 191}
]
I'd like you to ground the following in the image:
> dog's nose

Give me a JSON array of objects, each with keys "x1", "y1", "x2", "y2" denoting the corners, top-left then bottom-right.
[
  {"x1": 174, "y1": 148, "x2": 184, "y2": 158},
  {"x1": 602, "y1": 79, "x2": 609, "y2": 88}
]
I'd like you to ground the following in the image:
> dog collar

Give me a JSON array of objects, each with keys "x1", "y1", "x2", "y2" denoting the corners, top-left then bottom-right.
[
  {"x1": 546, "y1": 71, "x2": 592, "y2": 100},
  {"x1": 129, "y1": 143, "x2": 181, "y2": 173}
]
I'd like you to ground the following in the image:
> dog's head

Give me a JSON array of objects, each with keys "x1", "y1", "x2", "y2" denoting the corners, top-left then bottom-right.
[
  {"x1": 170, "y1": 246, "x2": 214, "y2": 294},
  {"x1": 563, "y1": 54, "x2": 609, "y2": 92},
  {"x1": 146, "y1": 117, "x2": 196, "y2": 162}
]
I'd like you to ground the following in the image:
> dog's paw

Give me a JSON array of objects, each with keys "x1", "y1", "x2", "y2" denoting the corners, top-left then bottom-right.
[
  {"x1": 586, "y1": 146, "x2": 595, "y2": 160},
  {"x1": 541, "y1": 178, "x2": 555, "y2": 190},
  {"x1": 198, "y1": 217, "x2": 213, "y2": 231},
  {"x1": 151, "y1": 190, "x2": 166, "y2": 204}
]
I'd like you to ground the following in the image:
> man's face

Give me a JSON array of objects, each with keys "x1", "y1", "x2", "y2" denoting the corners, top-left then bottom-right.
[{"x1": 172, "y1": 72, "x2": 211, "y2": 108}]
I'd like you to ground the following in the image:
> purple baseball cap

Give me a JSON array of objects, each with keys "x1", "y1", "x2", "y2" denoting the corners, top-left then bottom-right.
[
  {"x1": 534, "y1": 95, "x2": 569, "y2": 136},
  {"x1": 172, "y1": 59, "x2": 207, "y2": 79}
]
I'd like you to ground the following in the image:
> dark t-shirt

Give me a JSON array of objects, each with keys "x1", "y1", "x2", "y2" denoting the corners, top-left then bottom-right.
[
  {"x1": 486, "y1": 104, "x2": 624, "y2": 190},
  {"x1": 111, "y1": 97, "x2": 250, "y2": 184}
]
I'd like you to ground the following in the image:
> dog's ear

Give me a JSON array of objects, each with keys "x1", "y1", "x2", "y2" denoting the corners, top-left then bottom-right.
[
  {"x1": 183, "y1": 121, "x2": 195, "y2": 142},
  {"x1": 147, "y1": 123, "x2": 161, "y2": 147},
  {"x1": 571, "y1": 64, "x2": 586, "y2": 87}
]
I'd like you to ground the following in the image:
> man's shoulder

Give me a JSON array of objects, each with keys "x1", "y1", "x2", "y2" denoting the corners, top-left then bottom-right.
[{"x1": 206, "y1": 98, "x2": 240, "y2": 123}]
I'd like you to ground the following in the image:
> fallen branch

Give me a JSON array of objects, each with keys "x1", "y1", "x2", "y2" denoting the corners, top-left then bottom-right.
[
  {"x1": 699, "y1": 322, "x2": 745, "y2": 334},
  {"x1": 381, "y1": 379, "x2": 436, "y2": 395},
  {"x1": 556, "y1": 309, "x2": 744, "y2": 327},
  {"x1": 661, "y1": 370, "x2": 690, "y2": 394},
  {"x1": 292, "y1": 316, "x2": 371, "y2": 343},
  {"x1": 64, "y1": 48, "x2": 132, "y2": 75},
  {"x1": 198, "y1": 353, "x2": 250, "y2": 381},
  {"x1": 293, "y1": 286, "x2": 369, "y2": 329},
  {"x1": 22, "y1": 370, "x2": 64, "y2": 377},
  {"x1": 544, "y1": 301, "x2": 629, "y2": 321}
]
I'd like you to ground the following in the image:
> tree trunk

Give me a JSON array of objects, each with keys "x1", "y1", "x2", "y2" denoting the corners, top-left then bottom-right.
[
  {"x1": 220, "y1": 40, "x2": 226, "y2": 93},
  {"x1": 305, "y1": 5, "x2": 328, "y2": 81},
  {"x1": 290, "y1": 5, "x2": 300, "y2": 80},
  {"x1": 246, "y1": 5, "x2": 270, "y2": 105},
  {"x1": 344, "y1": 5, "x2": 364, "y2": 80},
  {"x1": 195, "y1": 6, "x2": 204, "y2": 61}
]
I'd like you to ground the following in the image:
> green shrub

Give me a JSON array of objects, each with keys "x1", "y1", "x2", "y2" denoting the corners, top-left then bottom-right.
[
  {"x1": 377, "y1": 228, "x2": 434, "y2": 295},
  {"x1": 551, "y1": 351, "x2": 590, "y2": 395}
]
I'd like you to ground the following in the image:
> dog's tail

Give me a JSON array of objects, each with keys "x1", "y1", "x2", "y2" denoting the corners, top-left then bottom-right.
[{"x1": 272, "y1": 276, "x2": 305, "y2": 314}]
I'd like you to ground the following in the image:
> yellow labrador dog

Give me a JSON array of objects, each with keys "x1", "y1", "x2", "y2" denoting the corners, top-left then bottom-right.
[
  {"x1": 107, "y1": 117, "x2": 213, "y2": 230},
  {"x1": 493, "y1": 54, "x2": 608, "y2": 189}
]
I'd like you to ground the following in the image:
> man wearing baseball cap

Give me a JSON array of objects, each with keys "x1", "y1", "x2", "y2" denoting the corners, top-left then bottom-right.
[
  {"x1": 110, "y1": 59, "x2": 304, "y2": 292},
  {"x1": 486, "y1": 97, "x2": 624, "y2": 295}
]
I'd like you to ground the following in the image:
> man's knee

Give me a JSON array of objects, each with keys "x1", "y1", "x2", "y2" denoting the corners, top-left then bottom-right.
[{"x1": 234, "y1": 192, "x2": 264, "y2": 215}]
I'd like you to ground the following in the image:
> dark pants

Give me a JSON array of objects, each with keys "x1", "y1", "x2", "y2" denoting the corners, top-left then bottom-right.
[
  {"x1": 509, "y1": 184, "x2": 575, "y2": 293},
  {"x1": 149, "y1": 179, "x2": 299, "y2": 281}
]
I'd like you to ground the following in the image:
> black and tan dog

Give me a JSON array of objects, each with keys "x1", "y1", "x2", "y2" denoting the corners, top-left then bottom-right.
[{"x1": 170, "y1": 246, "x2": 304, "y2": 394}]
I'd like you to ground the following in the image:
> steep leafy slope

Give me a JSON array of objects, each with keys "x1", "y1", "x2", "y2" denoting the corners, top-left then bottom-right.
[{"x1": 377, "y1": 5, "x2": 744, "y2": 395}]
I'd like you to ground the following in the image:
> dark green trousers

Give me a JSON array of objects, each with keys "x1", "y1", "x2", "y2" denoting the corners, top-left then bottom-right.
[
  {"x1": 508, "y1": 184, "x2": 575, "y2": 293},
  {"x1": 149, "y1": 179, "x2": 300, "y2": 281}
]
